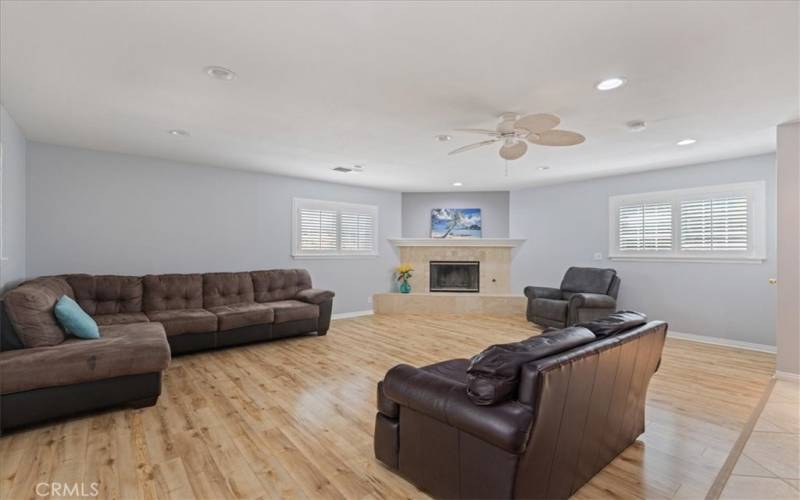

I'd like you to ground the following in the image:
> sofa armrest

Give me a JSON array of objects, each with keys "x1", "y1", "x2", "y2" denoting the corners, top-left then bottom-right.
[
  {"x1": 568, "y1": 293, "x2": 616, "y2": 309},
  {"x1": 295, "y1": 288, "x2": 335, "y2": 305},
  {"x1": 523, "y1": 286, "x2": 562, "y2": 300},
  {"x1": 383, "y1": 364, "x2": 533, "y2": 453}
]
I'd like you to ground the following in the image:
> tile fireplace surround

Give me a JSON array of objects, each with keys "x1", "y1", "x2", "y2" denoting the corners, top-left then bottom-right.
[{"x1": 373, "y1": 238, "x2": 527, "y2": 315}]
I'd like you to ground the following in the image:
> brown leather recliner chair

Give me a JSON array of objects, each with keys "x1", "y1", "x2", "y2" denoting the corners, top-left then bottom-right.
[
  {"x1": 524, "y1": 267, "x2": 621, "y2": 328},
  {"x1": 374, "y1": 320, "x2": 667, "y2": 499}
]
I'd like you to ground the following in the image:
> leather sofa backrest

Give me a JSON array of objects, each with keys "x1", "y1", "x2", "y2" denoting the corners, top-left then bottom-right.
[
  {"x1": 466, "y1": 327, "x2": 596, "y2": 405},
  {"x1": 203, "y1": 272, "x2": 255, "y2": 308},
  {"x1": 66, "y1": 274, "x2": 143, "y2": 315},
  {"x1": 251, "y1": 269, "x2": 312, "y2": 303},
  {"x1": 560, "y1": 267, "x2": 617, "y2": 295},
  {"x1": 513, "y1": 320, "x2": 666, "y2": 498},
  {"x1": 2, "y1": 277, "x2": 74, "y2": 348},
  {"x1": 142, "y1": 274, "x2": 203, "y2": 312}
]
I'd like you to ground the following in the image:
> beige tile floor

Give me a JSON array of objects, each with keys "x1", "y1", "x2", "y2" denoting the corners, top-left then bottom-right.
[{"x1": 721, "y1": 379, "x2": 800, "y2": 499}]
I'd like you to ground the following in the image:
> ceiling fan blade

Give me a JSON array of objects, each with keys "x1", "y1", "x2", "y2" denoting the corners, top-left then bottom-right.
[
  {"x1": 453, "y1": 128, "x2": 500, "y2": 136},
  {"x1": 499, "y1": 140, "x2": 528, "y2": 160},
  {"x1": 448, "y1": 139, "x2": 499, "y2": 155},
  {"x1": 528, "y1": 129, "x2": 586, "y2": 146},
  {"x1": 515, "y1": 113, "x2": 560, "y2": 134}
]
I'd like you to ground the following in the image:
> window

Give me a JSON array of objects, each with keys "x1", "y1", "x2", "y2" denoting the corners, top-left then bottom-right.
[
  {"x1": 292, "y1": 198, "x2": 378, "y2": 257},
  {"x1": 609, "y1": 181, "x2": 766, "y2": 262}
]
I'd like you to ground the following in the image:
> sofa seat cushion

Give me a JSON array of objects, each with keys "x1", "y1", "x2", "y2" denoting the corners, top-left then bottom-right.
[
  {"x1": 0, "y1": 322, "x2": 170, "y2": 395},
  {"x1": 264, "y1": 300, "x2": 319, "y2": 324},
  {"x1": 532, "y1": 298, "x2": 568, "y2": 322},
  {"x1": 145, "y1": 308, "x2": 218, "y2": 336},
  {"x1": 3, "y1": 277, "x2": 74, "y2": 348},
  {"x1": 421, "y1": 359, "x2": 469, "y2": 384},
  {"x1": 207, "y1": 302, "x2": 275, "y2": 331},
  {"x1": 94, "y1": 312, "x2": 150, "y2": 326}
]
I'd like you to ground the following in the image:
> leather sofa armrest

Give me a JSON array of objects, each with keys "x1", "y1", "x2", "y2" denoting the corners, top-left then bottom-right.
[
  {"x1": 523, "y1": 286, "x2": 562, "y2": 300},
  {"x1": 568, "y1": 293, "x2": 616, "y2": 309},
  {"x1": 295, "y1": 288, "x2": 335, "y2": 305},
  {"x1": 383, "y1": 364, "x2": 534, "y2": 454}
]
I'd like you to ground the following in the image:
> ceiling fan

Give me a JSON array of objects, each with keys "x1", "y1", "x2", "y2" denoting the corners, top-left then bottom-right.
[{"x1": 449, "y1": 112, "x2": 585, "y2": 160}]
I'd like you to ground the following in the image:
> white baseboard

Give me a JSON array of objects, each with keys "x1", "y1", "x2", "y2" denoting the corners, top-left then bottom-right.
[
  {"x1": 667, "y1": 331, "x2": 776, "y2": 354},
  {"x1": 332, "y1": 310, "x2": 374, "y2": 320},
  {"x1": 775, "y1": 370, "x2": 800, "y2": 382}
]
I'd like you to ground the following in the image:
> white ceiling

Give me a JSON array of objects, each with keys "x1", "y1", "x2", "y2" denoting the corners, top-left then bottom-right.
[{"x1": 1, "y1": 1, "x2": 798, "y2": 192}]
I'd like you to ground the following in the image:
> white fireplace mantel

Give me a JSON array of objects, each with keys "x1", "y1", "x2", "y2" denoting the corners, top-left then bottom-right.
[{"x1": 388, "y1": 238, "x2": 526, "y2": 248}]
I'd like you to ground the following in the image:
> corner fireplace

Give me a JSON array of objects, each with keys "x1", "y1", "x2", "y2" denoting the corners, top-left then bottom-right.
[{"x1": 429, "y1": 261, "x2": 479, "y2": 293}]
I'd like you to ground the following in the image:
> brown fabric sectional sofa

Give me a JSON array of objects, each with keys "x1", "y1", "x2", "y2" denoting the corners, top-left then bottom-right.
[{"x1": 0, "y1": 269, "x2": 333, "y2": 431}]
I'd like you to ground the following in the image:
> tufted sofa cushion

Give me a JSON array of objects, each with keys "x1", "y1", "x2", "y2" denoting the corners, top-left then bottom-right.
[
  {"x1": 251, "y1": 269, "x2": 312, "y2": 303},
  {"x1": 66, "y1": 275, "x2": 143, "y2": 315},
  {"x1": 203, "y1": 272, "x2": 255, "y2": 308},
  {"x1": 3, "y1": 277, "x2": 74, "y2": 348},
  {"x1": 142, "y1": 274, "x2": 203, "y2": 312}
]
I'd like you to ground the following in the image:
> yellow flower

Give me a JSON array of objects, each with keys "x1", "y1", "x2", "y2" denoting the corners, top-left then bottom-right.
[{"x1": 395, "y1": 263, "x2": 414, "y2": 274}]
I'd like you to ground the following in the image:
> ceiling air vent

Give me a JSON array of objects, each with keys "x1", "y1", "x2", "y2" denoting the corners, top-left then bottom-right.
[{"x1": 332, "y1": 165, "x2": 364, "y2": 173}]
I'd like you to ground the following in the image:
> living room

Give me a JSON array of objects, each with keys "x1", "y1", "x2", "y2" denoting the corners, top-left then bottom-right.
[{"x1": 1, "y1": 1, "x2": 798, "y2": 499}]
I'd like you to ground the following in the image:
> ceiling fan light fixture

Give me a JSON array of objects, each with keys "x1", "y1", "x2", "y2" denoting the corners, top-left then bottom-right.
[
  {"x1": 596, "y1": 77, "x2": 627, "y2": 91},
  {"x1": 676, "y1": 138, "x2": 697, "y2": 146}
]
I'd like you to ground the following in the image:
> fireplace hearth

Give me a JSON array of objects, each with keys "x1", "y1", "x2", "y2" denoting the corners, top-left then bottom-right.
[{"x1": 429, "y1": 261, "x2": 479, "y2": 293}]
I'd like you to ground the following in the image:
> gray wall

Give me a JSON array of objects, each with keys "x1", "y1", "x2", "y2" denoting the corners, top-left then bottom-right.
[
  {"x1": 776, "y1": 122, "x2": 799, "y2": 374},
  {"x1": 510, "y1": 154, "x2": 777, "y2": 346},
  {"x1": 0, "y1": 104, "x2": 27, "y2": 292},
  {"x1": 401, "y1": 191, "x2": 509, "y2": 238},
  {"x1": 26, "y1": 142, "x2": 401, "y2": 314}
]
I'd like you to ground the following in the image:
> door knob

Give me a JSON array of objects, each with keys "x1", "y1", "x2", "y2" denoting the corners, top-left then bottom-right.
[{"x1": 769, "y1": 278, "x2": 777, "y2": 285}]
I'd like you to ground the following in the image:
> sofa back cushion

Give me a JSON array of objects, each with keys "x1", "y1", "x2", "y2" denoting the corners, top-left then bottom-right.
[
  {"x1": 560, "y1": 267, "x2": 616, "y2": 295},
  {"x1": 66, "y1": 275, "x2": 143, "y2": 315},
  {"x1": 251, "y1": 269, "x2": 312, "y2": 303},
  {"x1": 3, "y1": 277, "x2": 74, "y2": 347},
  {"x1": 466, "y1": 326, "x2": 596, "y2": 405},
  {"x1": 142, "y1": 274, "x2": 203, "y2": 311},
  {"x1": 203, "y1": 272, "x2": 255, "y2": 308}
]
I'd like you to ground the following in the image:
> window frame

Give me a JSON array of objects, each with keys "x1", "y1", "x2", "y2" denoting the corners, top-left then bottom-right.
[
  {"x1": 291, "y1": 198, "x2": 380, "y2": 259},
  {"x1": 608, "y1": 181, "x2": 766, "y2": 263}
]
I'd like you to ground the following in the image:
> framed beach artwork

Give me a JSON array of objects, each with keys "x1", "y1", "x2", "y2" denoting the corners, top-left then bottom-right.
[{"x1": 431, "y1": 208, "x2": 482, "y2": 238}]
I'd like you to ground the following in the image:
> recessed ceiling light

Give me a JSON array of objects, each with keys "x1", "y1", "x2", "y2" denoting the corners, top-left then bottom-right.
[
  {"x1": 168, "y1": 129, "x2": 189, "y2": 137},
  {"x1": 537, "y1": 166, "x2": 550, "y2": 171},
  {"x1": 435, "y1": 134, "x2": 452, "y2": 142},
  {"x1": 452, "y1": 182, "x2": 463, "y2": 187},
  {"x1": 595, "y1": 77, "x2": 627, "y2": 91},
  {"x1": 204, "y1": 66, "x2": 237, "y2": 81},
  {"x1": 676, "y1": 138, "x2": 697, "y2": 146}
]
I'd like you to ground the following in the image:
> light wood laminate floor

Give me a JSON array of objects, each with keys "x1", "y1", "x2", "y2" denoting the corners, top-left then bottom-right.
[{"x1": 0, "y1": 315, "x2": 776, "y2": 500}]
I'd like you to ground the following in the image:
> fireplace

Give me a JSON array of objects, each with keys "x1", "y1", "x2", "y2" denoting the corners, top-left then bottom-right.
[{"x1": 429, "y1": 261, "x2": 480, "y2": 293}]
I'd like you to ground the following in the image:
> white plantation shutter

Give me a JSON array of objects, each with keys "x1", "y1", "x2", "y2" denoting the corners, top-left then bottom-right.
[
  {"x1": 293, "y1": 199, "x2": 378, "y2": 256},
  {"x1": 609, "y1": 182, "x2": 764, "y2": 261},
  {"x1": 298, "y1": 208, "x2": 338, "y2": 251},
  {"x1": 340, "y1": 212, "x2": 375, "y2": 251},
  {"x1": 680, "y1": 197, "x2": 748, "y2": 252},
  {"x1": 618, "y1": 203, "x2": 672, "y2": 251}
]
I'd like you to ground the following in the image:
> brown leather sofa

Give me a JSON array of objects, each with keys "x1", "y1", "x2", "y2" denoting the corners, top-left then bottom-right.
[
  {"x1": 374, "y1": 317, "x2": 667, "y2": 499},
  {"x1": 0, "y1": 269, "x2": 333, "y2": 431}
]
